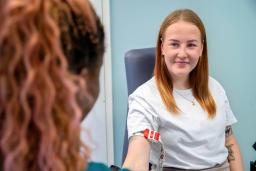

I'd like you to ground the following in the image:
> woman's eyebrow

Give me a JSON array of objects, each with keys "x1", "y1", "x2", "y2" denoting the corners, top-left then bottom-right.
[
  {"x1": 168, "y1": 39, "x2": 199, "y2": 43},
  {"x1": 187, "y1": 40, "x2": 198, "y2": 43},
  {"x1": 168, "y1": 39, "x2": 180, "y2": 42}
]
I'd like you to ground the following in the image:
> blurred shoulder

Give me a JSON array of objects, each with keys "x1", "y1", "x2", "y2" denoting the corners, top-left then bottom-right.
[
  {"x1": 87, "y1": 162, "x2": 110, "y2": 171},
  {"x1": 86, "y1": 162, "x2": 130, "y2": 171}
]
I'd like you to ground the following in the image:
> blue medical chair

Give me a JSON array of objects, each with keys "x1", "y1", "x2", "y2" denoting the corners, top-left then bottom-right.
[{"x1": 122, "y1": 47, "x2": 156, "y2": 163}]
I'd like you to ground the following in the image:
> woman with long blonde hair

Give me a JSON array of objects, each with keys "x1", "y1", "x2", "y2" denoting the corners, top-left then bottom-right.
[
  {"x1": 123, "y1": 9, "x2": 243, "y2": 171},
  {"x1": 0, "y1": 0, "x2": 122, "y2": 170}
]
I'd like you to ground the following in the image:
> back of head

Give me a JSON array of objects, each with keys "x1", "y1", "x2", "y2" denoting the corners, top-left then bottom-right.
[{"x1": 0, "y1": 0, "x2": 104, "y2": 171}]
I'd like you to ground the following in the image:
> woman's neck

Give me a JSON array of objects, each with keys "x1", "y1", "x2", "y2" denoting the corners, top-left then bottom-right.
[{"x1": 172, "y1": 76, "x2": 190, "y2": 90}]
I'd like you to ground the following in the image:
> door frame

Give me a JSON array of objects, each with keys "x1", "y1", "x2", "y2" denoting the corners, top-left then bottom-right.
[{"x1": 102, "y1": 0, "x2": 114, "y2": 165}]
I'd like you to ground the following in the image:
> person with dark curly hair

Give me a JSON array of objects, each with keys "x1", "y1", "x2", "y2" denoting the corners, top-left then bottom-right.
[{"x1": 0, "y1": 0, "x2": 127, "y2": 171}]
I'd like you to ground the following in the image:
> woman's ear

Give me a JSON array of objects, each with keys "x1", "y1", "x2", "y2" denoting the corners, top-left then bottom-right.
[
  {"x1": 78, "y1": 67, "x2": 100, "y2": 118},
  {"x1": 80, "y1": 68, "x2": 89, "y2": 81}
]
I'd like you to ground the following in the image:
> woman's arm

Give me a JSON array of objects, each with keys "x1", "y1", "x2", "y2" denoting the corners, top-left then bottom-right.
[
  {"x1": 225, "y1": 126, "x2": 244, "y2": 171},
  {"x1": 122, "y1": 136, "x2": 151, "y2": 171}
]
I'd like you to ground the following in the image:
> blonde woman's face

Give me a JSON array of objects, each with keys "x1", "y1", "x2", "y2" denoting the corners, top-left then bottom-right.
[{"x1": 161, "y1": 21, "x2": 203, "y2": 81}]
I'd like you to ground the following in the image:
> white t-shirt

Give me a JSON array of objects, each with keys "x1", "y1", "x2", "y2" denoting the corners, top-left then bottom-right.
[{"x1": 127, "y1": 76, "x2": 237, "y2": 170}]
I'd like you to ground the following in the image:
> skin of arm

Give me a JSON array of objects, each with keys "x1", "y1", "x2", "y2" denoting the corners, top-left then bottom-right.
[
  {"x1": 225, "y1": 126, "x2": 244, "y2": 171},
  {"x1": 123, "y1": 136, "x2": 151, "y2": 171}
]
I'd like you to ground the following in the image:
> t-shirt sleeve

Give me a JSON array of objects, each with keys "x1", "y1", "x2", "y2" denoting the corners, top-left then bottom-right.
[
  {"x1": 127, "y1": 93, "x2": 159, "y2": 139},
  {"x1": 223, "y1": 92, "x2": 238, "y2": 126},
  {"x1": 210, "y1": 77, "x2": 238, "y2": 126}
]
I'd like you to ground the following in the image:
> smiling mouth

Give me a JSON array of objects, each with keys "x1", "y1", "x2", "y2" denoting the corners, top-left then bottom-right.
[{"x1": 175, "y1": 61, "x2": 189, "y2": 64}]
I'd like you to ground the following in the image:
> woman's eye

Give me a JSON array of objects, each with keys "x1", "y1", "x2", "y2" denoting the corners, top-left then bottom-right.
[
  {"x1": 170, "y1": 43, "x2": 179, "y2": 47},
  {"x1": 187, "y1": 43, "x2": 196, "y2": 48}
]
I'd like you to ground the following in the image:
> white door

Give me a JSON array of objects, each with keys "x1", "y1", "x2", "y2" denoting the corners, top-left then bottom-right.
[{"x1": 81, "y1": 0, "x2": 113, "y2": 165}]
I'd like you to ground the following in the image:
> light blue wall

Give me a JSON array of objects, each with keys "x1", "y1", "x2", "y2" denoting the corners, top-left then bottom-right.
[{"x1": 110, "y1": 1, "x2": 256, "y2": 170}]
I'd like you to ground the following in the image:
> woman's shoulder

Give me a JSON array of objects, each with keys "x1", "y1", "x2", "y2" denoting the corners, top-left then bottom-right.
[
  {"x1": 208, "y1": 76, "x2": 225, "y2": 92},
  {"x1": 130, "y1": 76, "x2": 158, "y2": 97},
  {"x1": 208, "y1": 76, "x2": 228, "y2": 99},
  {"x1": 87, "y1": 162, "x2": 109, "y2": 171},
  {"x1": 86, "y1": 162, "x2": 130, "y2": 171}
]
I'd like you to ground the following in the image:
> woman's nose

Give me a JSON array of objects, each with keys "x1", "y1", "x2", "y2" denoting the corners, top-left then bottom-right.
[{"x1": 177, "y1": 47, "x2": 188, "y2": 58}]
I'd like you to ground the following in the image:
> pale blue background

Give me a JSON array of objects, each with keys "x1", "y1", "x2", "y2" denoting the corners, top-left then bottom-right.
[{"x1": 110, "y1": 0, "x2": 256, "y2": 170}]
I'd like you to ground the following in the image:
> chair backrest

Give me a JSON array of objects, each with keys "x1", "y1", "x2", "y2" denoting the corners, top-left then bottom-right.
[{"x1": 122, "y1": 47, "x2": 156, "y2": 163}]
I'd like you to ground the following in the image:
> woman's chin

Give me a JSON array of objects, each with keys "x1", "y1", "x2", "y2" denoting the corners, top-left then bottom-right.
[{"x1": 171, "y1": 71, "x2": 190, "y2": 79}]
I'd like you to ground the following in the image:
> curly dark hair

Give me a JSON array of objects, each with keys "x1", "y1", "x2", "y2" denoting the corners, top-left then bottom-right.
[{"x1": 0, "y1": 0, "x2": 104, "y2": 171}]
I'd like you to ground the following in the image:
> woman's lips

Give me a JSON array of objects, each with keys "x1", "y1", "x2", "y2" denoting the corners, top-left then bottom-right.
[
  {"x1": 175, "y1": 61, "x2": 189, "y2": 67},
  {"x1": 175, "y1": 61, "x2": 189, "y2": 64}
]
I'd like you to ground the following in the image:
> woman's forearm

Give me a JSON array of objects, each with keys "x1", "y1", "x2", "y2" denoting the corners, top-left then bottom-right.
[
  {"x1": 123, "y1": 136, "x2": 150, "y2": 171},
  {"x1": 225, "y1": 127, "x2": 244, "y2": 171}
]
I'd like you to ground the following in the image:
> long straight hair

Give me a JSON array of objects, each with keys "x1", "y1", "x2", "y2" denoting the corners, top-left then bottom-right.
[
  {"x1": 0, "y1": 0, "x2": 104, "y2": 171},
  {"x1": 154, "y1": 9, "x2": 216, "y2": 118}
]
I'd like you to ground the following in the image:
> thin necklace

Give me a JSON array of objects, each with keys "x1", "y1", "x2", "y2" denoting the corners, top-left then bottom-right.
[{"x1": 174, "y1": 90, "x2": 195, "y2": 106}]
